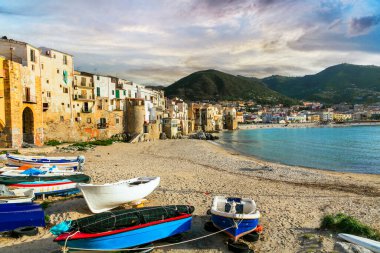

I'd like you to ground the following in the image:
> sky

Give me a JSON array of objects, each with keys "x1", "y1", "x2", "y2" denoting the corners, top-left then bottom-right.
[{"x1": 1, "y1": 0, "x2": 380, "y2": 85}]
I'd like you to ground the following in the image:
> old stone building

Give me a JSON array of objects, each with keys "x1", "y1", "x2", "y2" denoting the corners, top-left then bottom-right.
[
  {"x1": 0, "y1": 56, "x2": 43, "y2": 148},
  {"x1": 40, "y1": 47, "x2": 76, "y2": 141}
]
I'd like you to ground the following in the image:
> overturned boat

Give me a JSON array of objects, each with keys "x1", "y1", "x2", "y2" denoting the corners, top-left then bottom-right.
[
  {"x1": 52, "y1": 205, "x2": 194, "y2": 251},
  {"x1": 78, "y1": 177, "x2": 160, "y2": 213},
  {"x1": 0, "y1": 203, "x2": 45, "y2": 232}
]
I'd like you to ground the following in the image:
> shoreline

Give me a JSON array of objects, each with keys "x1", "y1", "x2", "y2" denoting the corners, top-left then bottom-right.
[{"x1": 237, "y1": 121, "x2": 380, "y2": 130}]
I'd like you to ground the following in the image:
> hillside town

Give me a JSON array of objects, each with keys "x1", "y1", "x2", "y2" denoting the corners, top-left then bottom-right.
[{"x1": 0, "y1": 37, "x2": 379, "y2": 148}]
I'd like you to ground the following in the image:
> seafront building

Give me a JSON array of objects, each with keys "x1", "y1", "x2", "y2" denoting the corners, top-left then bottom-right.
[{"x1": 1, "y1": 37, "x2": 378, "y2": 147}]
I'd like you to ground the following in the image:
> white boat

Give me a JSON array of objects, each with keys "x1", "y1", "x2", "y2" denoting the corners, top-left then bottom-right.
[
  {"x1": 338, "y1": 233, "x2": 380, "y2": 253},
  {"x1": 78, "y1": 177, "x2": 160, "y2": 213},
  {"x1": 210, "y1": 196, "x2": 261, "y2": 241},
  {"x1": 5, "y1": 153, "x2": 85, "y2": 170},
  {"x1": 0, "y1": 185, "x2": 35, "y2": 203}
]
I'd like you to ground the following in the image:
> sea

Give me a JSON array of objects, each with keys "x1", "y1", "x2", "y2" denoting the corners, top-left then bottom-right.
[{"x1": 217, "y1": 125, "x2": 380, "y2": 174}]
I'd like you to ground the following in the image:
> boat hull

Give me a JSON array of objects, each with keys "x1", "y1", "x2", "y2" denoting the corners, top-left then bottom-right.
[
  {"x1": 211, "y1": 214, "x2": 259, "y2": 241},
  {"x1": 79, "y1": 177, "x2": 160, "y2": 213},
  {"x1": 6, "y1": 154, "x2": 81, "y2": 169},
  {"x1": 338, "y1": 233, "x2": 380, "y2": 253},
  {"x1": 0, "y1": 203, "x2": 45, "y2": 232},
  {"x1": 55, "y1": 215, "x2": 192, "y2": 250},
  {"x1": 10, "y1": 180, "x2": 80, "y2": 196}
]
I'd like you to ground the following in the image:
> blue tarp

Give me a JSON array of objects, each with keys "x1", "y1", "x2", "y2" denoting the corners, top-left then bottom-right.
[{"x1": 20, "y1": 168, "x2": 46, "y2": 176}]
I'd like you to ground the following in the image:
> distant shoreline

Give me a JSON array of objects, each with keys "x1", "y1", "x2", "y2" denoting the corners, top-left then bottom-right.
[{"x1": 237, "y1": 121, "x2": 380, "y2": 130}]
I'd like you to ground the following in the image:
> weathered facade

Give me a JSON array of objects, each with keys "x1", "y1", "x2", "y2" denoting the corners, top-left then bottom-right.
[{"x1": 0, "y1": 58, "x2": 43, "y2": 148}]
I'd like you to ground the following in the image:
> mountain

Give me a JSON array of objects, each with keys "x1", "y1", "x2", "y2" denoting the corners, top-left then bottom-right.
[
  {"x1": 164, "y1": 69, "x2": 298, "y2": 105},
  {"x1": 261, "y1": 64, "x2": 380, "y2": 104}
]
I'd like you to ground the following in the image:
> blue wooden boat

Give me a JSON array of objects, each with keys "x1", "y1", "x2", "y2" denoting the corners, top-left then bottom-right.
[
  {"x1": 53, "y1": 205, "x2": 194, "y2": 250},
  {"x1": 0, "y1": 203, "x2": 45, "y2": 232},
  {"x1": 210, "y1": 196, "x2": 260, "y2": 241}
]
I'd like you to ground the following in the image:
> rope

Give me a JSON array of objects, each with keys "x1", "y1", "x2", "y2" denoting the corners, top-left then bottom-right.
[{"x1": 63, "y1": 220, "x2": 243, "y2": 252}]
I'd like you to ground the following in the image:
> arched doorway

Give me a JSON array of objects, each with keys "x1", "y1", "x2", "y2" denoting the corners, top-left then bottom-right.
[{"x1": 22, "y1": 107, "x2": 34, "y2": 144}]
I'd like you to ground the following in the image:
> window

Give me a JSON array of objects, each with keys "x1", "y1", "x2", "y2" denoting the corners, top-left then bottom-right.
[
  {"x1": 67, "y1": 104, "x2": 70, "y2": 108},
  {"x1": 46, "y1": 79, "x2": 49, "y2": 84},
  {"x1": 31, "y1": 64, "x2": 35, "y2": 71},
  {"x1": 30, "y1": 49, "x2": 35, "y2": 62},
  {"x1": 116, "y1": 118, "x2": 120, "y2": 124},
  {"x1": 47, "y1": 91, "x2": 51, "y2": 97},
  {"x1": 81, "y1": 77, "x2": 86, "y2": 86},
  {"x1": 87, "y1": 118, "x2": 91, "y2": 123},
  {"x1": 63, "y1": 87, "x2": 68, "y2": 93},
  {"x1": 60, "y1": 116, "x2": 64, "y2": 122},
  {"x1": 97, "y1": 76, "x2": 100, "y2": 80},
  {"x1": 96, "y1": 87, "x2": 100, "y2": 96},
  {"x1": 123, "y1": 90, "x2": 126, "y2": 96},
  {"x1": 63, "y1": 55, "x2": 67, "y2": 65},
  {"x1": 57, "y1": 69, "x2": 60, "y2": 74},
  {"x1": 77, "y1": 113, "x2": 80, "y2": 117},
  {"x1": 112, "y1": 90, "x2": 114, "y2": 95},
  {"x1": 41, "y1": 64, "x2": 44, "y2": 70}
]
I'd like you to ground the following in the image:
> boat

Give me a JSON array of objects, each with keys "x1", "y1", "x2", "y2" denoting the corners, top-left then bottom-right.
[
  {"x1": 0, "y1": 185, "x2": 35, "y2": 203},
  {"x1": 210, "y1": 196, "x2": 261, "y2": 241},
  {"x1": 0, "y1": 172, "x2": 91, "y2": 196},
  {"x1": 52, "y1": 205, "x2": 194, "y2": 251},
  {"x1": 338, "y1": 233, "x2": 380, "y2": 253},
  {"x1": 78, "y1": 177, "x2": 160, "y2": 213},
  {"x1": 0, "y1": 164, "x2": 76, "y2": 174},
  {"x1": 5, "y1": 153, "x2": 85, "y2": 170},
  {"x1": 0, "y1": 203, "x2": 45, "y2": 232}
]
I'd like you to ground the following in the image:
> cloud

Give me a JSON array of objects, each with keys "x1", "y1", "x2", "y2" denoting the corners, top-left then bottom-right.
[{"x1": 349, "y1": 15, "x2": 380, "y2": 36}]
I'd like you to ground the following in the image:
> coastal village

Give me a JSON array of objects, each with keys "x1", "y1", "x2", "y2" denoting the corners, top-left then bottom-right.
[
  {"x1": 0, "y1": 37, "x2": 379, "y2": 253},
  {"x1": 1, "y1": 37, "x2": 380, "y2": 148}
]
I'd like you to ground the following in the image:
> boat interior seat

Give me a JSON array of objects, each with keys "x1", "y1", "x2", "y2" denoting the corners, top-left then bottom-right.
[{"x1": 225, "y1": 203, "x2": 244, "y2": 214}]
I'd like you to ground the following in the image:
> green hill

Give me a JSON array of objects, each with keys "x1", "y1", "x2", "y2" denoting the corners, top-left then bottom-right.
[
  {"x1": 164, "y1": 69, "x2": 297, "y2": 105},
  {"x1": 262, "y1": 64, "x2": 380, "y2": 104}
]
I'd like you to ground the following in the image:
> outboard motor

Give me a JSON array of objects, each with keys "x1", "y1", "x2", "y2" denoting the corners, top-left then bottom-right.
[{"x1": 77, "y1": 155, "x2": 86, "y2": 171}]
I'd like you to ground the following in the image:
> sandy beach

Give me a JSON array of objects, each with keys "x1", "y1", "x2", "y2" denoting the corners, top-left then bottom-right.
[{"x1": 0, "y1": 139, "x2": 379, "y2": 253}]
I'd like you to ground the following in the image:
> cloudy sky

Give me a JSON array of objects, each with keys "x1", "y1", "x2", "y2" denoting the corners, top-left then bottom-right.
[{"x1": 1, "y1": 0, "x2": 380, "y2": 85}]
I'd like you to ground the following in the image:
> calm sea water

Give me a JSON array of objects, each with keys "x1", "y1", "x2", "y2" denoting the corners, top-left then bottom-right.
[{"x1": 218, "y1": 126, "x2": 380, "y2": 174}]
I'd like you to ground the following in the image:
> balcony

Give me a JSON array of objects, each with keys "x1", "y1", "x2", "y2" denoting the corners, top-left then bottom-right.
[
  {"x1": 23, "y1": 94, "x2": 37, "y2": 103},
  {"x1": 97, "y1": 122, "x2": 108, "y2": 129},
  {"x1": 73, "y1": 95, "x2": 95, "y2": 101},
  {"x1": 75, "y1": 83, "x2": 94, "y2": 89}
]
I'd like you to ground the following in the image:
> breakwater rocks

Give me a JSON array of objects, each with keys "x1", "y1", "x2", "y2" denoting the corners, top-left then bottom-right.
[{"x1": 189, "y1": 132, "x2": 219, "y2": 140}]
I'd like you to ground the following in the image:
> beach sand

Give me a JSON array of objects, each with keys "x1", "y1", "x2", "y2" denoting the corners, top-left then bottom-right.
[{"x1": 0, "y1": 139, "x2": 379, "y2": 253}]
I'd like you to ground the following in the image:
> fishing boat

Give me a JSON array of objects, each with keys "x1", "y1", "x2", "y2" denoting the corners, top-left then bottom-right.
[
  {"x1": 5, "y1": 153, "x2": 85, "y2": 170},
  {"x1": 0, "y1": 203, "x2": 45, "y2": 232},
  {"x1": 338, "y1": 233, "x2": 380, "y2": 253},
  {"x1": 78, "y1": 177, "x2": 160, "y2": 213},
  {"x1": 52, "y1": 205, "x2": 194, "y2": 251},
  {"x1": 0, "y1": 171, "x2": 90, "y2": 196},
  {"x1": 0, "y1": 185, "x2": 34, "y2": 203},
  {"x1": 0, "y1": 164, "x2": 76, "y2": 174},
  {"x1": 210, "y1": 196, "x2": 261, "y2": 241}
]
